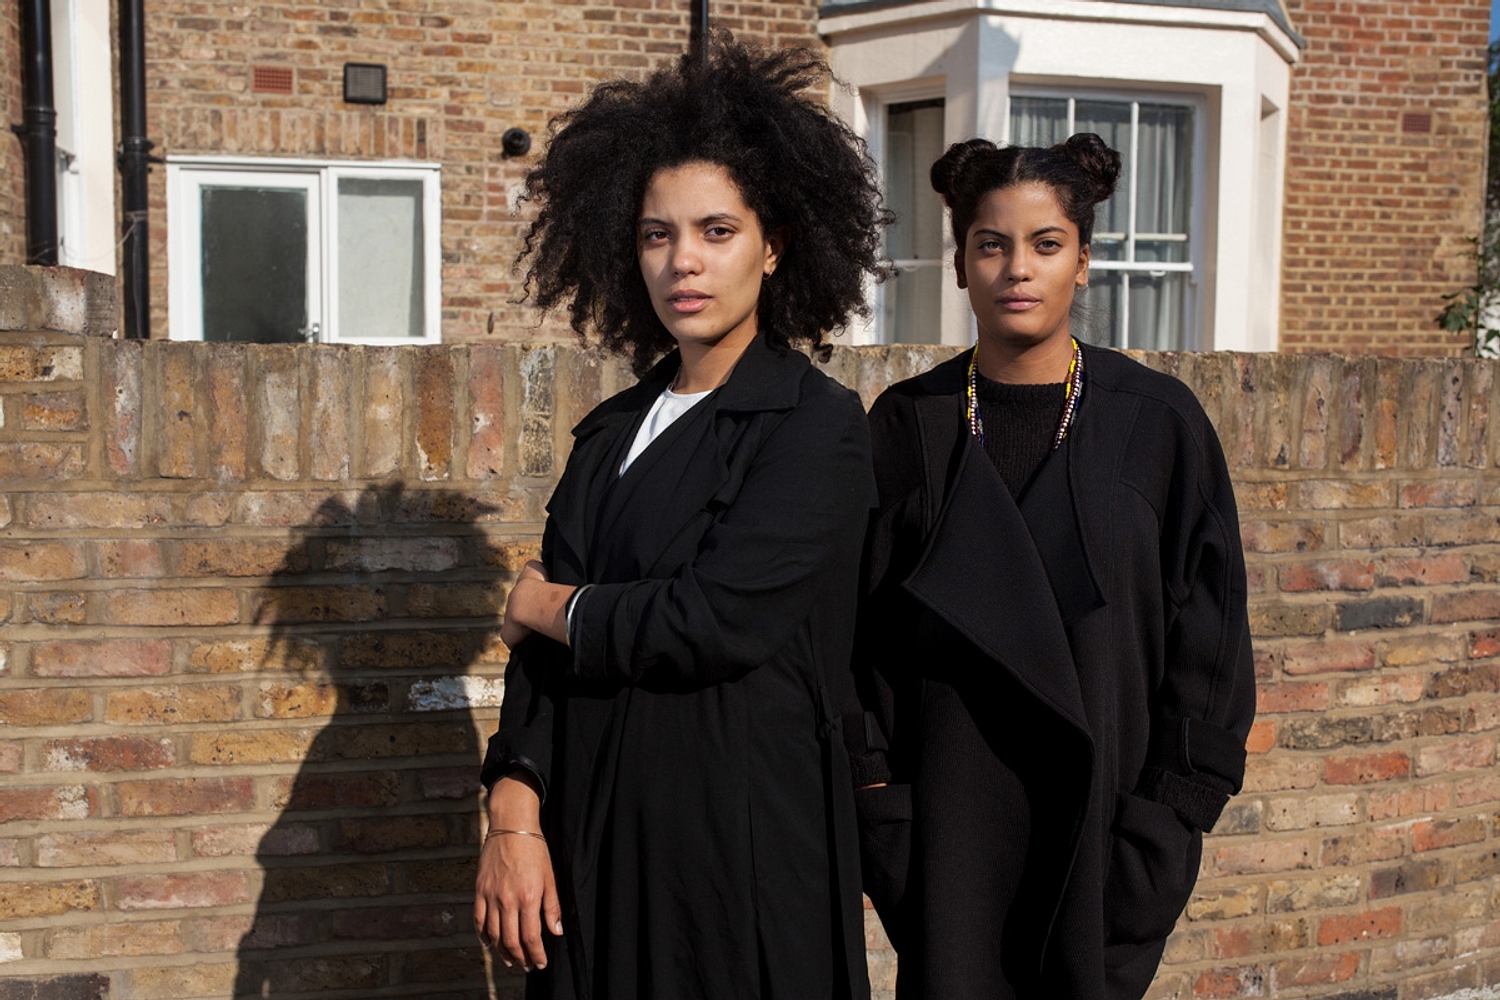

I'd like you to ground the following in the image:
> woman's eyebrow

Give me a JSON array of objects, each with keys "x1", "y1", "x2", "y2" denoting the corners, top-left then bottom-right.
[
  {"x1": 972, "y1": 225, "x2": 1067, "y2": 240},
  {"x1": 638, "y1": 212, "x2": 744, "y2": 227}
]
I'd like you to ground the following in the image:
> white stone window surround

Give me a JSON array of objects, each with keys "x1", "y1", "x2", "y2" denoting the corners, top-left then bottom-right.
[
  {"x1": 166, "y1": 156, "x2": 443, "y2": 346},
  {"x1": 822, "y1": 0, "x2": 1299, "y2": 352}
]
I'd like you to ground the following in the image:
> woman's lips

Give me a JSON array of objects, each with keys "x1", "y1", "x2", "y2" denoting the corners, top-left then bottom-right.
[
  {"x1": 668, "y1": 291, "x2": 711, "y2": 314},
  {"x1": 999, "y1": 296, "x2": 1040, "y2": 312}
]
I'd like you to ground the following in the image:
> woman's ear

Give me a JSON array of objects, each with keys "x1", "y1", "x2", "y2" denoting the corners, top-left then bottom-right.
[
  {"x1": 1075, "y1": 243, "x2": 1091, "y2": 289},
  {"x1": 764, "y1": 226, "x2": 790, "y2": 277},
  {"x1": 953, "y1": 246, "x2": 968, "y2": 290}
]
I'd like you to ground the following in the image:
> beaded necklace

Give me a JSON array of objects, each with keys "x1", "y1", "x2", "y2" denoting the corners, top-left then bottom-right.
[{"x1": 966, "y1": 337, "x2": 1083, "y2": 451}]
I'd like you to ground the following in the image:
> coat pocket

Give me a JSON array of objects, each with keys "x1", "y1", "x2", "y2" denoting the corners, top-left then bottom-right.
[
  {"x1": 854, "y1": 783, "x2": 912, "y2": 941},
  {"x1": 1103, "y1": 791, "x2": 1202, "y2": 946}
]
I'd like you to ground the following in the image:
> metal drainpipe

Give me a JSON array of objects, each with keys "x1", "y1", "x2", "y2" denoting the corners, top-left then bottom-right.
[
  {"x1": 691, "y1": 0, "x2": 709, "y2": 66},
  {"x1": 118, "y1": 0, "x2": 153, "y2": 339},
  {"x1": 12, "y1": 0, "x2": 59, "y2": 266}
]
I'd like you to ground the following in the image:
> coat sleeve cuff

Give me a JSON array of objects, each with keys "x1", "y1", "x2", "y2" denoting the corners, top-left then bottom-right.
[
  {"x1": 1137, "y1": 766, "x2": 1232, "y2": 832},
  {"x1": 479, "y1": 734, "x2": 549, "y2": 805},
  {"x1": 849, "y1": 752, "x2": 892, "y2": 789},
  {"x1": 1147, "y1": 716, "x2": 1248, "y2": 792},
  {"x1": 568, "y1": 580, "x2": 637, "y2": 682}
]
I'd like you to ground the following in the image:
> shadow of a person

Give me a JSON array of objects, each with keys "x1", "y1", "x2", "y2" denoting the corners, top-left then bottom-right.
[{"x1": 231, "y1": 483, "x2": 527, "y2": 999}]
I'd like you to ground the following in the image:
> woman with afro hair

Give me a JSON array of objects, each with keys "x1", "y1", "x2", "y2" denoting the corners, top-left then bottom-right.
[{"x1": 475, "y1": 37, "x2": 888, "y2": 1000}]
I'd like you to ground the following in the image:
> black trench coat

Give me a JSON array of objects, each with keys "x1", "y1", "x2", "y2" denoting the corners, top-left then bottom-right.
[
  {"x1": 844, "y1": 345, "x2": 1256, "y2": 1000},
  {"x1": 483, "y1": 333, "x2": 874, "y2": 1000}
]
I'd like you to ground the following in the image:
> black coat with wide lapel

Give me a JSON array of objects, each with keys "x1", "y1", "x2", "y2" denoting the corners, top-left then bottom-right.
[
  {"x1": 897, "y1": 353, "x2": 1100, "y2": 974},
  {"x1": 847, "y1": 346, "x2": 1256, "y2": 1000},
  {"x1": 486, "y1": 332, "x2": 874, "y2": 1000}
]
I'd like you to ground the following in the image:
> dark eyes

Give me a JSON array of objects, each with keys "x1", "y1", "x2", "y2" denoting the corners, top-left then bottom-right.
[
  {"x1": 639, "y1": 226, "x2": 736, "y2": 243},
  {"x1": 976, "y1": 238, "x2": 1063, "y2": 252}
]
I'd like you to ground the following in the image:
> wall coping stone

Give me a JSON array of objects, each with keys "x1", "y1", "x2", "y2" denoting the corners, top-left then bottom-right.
[{"x1": 0, "y1": 265, "x2": 118, "y2": 338}]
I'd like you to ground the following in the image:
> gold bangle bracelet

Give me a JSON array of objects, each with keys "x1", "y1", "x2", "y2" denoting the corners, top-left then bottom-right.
[{"x1": 484, "y1": 828, "x2": 546, "y2": 843}]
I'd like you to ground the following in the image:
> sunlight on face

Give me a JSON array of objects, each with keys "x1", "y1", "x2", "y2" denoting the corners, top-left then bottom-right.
[
  {"x1": 957, "y1": 181, "x2": 1089, "y2": 358},
  {"x1": 637, "y1": 161, "x2": 780, "y2": 355}
]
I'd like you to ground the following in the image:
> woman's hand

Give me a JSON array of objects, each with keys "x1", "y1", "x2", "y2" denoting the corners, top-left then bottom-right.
[
  {"x1": 501, "y1": 560, "x2": 575, "y2": 649},
  {"x1": 474, "y1": 774, "x2": 564, "y2": 971}
]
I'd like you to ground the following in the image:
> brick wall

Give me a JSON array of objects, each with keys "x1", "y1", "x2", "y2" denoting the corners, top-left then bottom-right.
[
  {"x1": 1280, "y1": 0, "x2": 1491, "y2": 356},
  {"x1": 6, "y1": 263, "x2": 1500, "y2": 998},
  {"x1": 1, "y1": 2, "x2": 24, "y2": 264},
  {"x1": 140, "y1": 0, "x2": 820, "y2": 344}
]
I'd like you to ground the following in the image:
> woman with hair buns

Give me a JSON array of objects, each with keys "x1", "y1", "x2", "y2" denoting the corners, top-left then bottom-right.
[
  {"x1": 474, "y1": 37, "x2": 886, "y2": 1000},
  {"x1": 844, "y1": 133, "x2": 1256, "y2": 999}
]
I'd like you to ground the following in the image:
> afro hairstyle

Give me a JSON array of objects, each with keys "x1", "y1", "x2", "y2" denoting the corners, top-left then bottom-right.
[{"x1": 517, "y1": 35, "x2": 892, "y2": 373}]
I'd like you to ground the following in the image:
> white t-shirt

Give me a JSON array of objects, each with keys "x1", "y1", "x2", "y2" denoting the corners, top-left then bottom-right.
[{"x1": 618, "y1": 384, "x2": 714, "y2": 476}]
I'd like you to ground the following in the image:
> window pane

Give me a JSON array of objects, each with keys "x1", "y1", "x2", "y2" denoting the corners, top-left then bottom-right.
[
  {"x1": 885, "y1": 100, "x2": 946, "y2": 262},
  {"x1": 1135, "y1": 240, "x2": 1190, "y2": 264},
  {"x1": 201, "y1": 186, "x2": 307, "y2": 344},
  {"x1": 883, "y1": 262, "x2": 944, "y2": 345},
  {"x1": 338, "y1": 178, "x2": 425, "y2": 339},
  {"x1": 1129, "y1": 271, "x2": 1189, "y2": 351},
  {"x1": 1081, "y1": 270, "x2": 1123, "y2": 348},
  {"x1": 1091, "y1": 237, "x2": 1127, "y2": 262},
  {"x1": 1136, "y1": 104, "x2": 1192, "y2": 238},
  {"x1": 1074, "y1": 100, "x2": 1133, "y2": 240},
  {"x1": 884, "y1": 100, "x2": 945, "y2": 344},
  {"x1": 1010, "y1": 97, "x2": 1069, "y2": 147}
]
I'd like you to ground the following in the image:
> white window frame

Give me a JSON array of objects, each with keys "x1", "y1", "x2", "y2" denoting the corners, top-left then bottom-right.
[
  {"x1": 167, "y1": 156, "x2": 442, "y2": 345},
  {"x1": 860, "y1": 79, "x2": 950, "y2": 346},
  {"x1": 1007, "y1": 86, "x2": 1210, "y2": 351},
  {"x1": 51, "y1": 0, "x2": 115, "y2": 273}
]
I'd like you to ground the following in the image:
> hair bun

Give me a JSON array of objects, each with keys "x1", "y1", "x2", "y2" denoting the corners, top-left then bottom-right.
[
  {"x1": 1056, "y1": 132, "x2": 1122, "y2": 204},
  {"x1": 930, "y1": 138, "x2": 998, "y2": 200}
]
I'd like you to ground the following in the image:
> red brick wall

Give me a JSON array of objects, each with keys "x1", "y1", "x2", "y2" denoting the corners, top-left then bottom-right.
[
  {"x1": 141, "y1": 0, "x2": 820, "y2": 343},
  {"x1": 1280, "y1": 0, "x2": 1491, "y2": 356},
  {"x1": 1, "y1": 2, "x2": 25, "y2": 263},
  {"x1": 8, "y1": 266, "x2": 1500, "y2": 997}
]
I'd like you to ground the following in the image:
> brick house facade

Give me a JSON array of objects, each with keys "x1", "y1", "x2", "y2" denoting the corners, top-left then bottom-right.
[
  {"x1": 1, "y1": 1, "x2": 1491, "y2": 353},
  {"x1": 141, "y1": 0, "x2": 820, "y2": 345},
  {"x1": 1279, "y1": 0, "x2": 1491, "y2": 355}
]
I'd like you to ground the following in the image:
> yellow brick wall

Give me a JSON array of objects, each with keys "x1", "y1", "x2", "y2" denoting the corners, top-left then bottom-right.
[{"x1": 8, "y1": 266, "x2": 1500, "y2": 996}]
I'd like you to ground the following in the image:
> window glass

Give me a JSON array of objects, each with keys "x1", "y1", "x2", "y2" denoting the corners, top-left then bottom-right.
[
  {"x1": 1136, "y1": 104, "x2": 1193, "y2": 265},
  {"x1": 169, "y1": 160, "x2": 440, "y2": 344},
  {"x1": 883, "y1": 99, "x2": 946, "y2": 344},
  {"x1": 1009, "y1": 97, "x2": 1068, "y2": 146},
  {"x1": 1074, "y1": 101, "x2": 1132, "y2": 251},
  {"x1": 1083, "y1": 270, "x2": 1123, "y2": 348},
  {"x1": 201, "y1": 186, "x2": 308, "y2": 343},
  {"x1": 338, "y1": 178, "x2": 425, "y2": 339},
  {"x1": 1129, "y1": 271, "x2": 1189, "y2": 351}
]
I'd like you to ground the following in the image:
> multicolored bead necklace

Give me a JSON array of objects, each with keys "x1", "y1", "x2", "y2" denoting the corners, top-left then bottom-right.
[{"x1": 965, "y1": 337, "x2": 1084, "y2": 451}]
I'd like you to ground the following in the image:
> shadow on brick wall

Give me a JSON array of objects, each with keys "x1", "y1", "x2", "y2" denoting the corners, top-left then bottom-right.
[{"x1": 229, "y1": 484, "x2": 519, "y2": 999}]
